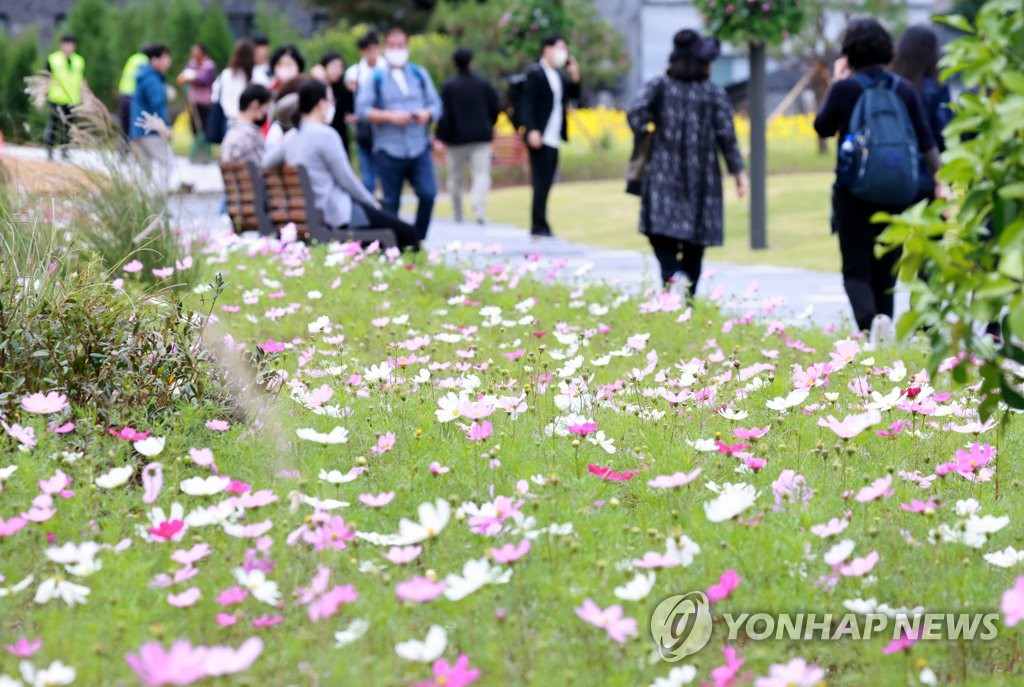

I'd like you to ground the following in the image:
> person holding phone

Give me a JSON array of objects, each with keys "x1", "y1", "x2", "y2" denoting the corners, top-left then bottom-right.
[{"x1": 519, "y1": 34, "x2": 582, "y2": 238}]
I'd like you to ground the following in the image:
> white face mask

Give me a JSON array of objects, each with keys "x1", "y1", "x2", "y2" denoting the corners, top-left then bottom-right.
[
  {"x1": 385, "y1": 48, "x2": 409, "y2": 68},
  {"x1": 550, "y1": 48, "x2": 569, "y2": 69},
  {"x1": 275, "y1": 65, "x2": 299, "y2": 82},
  {"x1": 324, "y1": 102, "x2": 336, "y2": 123}
]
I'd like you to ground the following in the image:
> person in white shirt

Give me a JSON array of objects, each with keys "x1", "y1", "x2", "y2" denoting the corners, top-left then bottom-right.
[
  {"x1": 519, "y1": 33, "x2": 581, "y2": 238},
  {"x1": 251, "y1": 35, "x2": 272, "y2": 86},
  {"x1": 345, "y1": 32, "x2": 385, "y2": 192},
  {"x1": 215, "y1": 39, "x2": 255, "y2": 123}
]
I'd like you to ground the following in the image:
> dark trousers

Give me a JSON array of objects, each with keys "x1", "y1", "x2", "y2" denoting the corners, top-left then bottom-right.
[
  {"x1": 528, "y1": 145, "x2": 559, "y2": 234},
  {"x1": 190, "y1": 103, "x2": 211, "y2": 136},
  {"x1": 355, "y1": 202, "x2": 421, "y2": 252},
  {"x1": 376, "y1": 148, "x2": 436, "y2": 241},
  {"x1": 647, "y1": 234, "x2": 706, "y2": 296},
  {"x1": 117, "y1": 94, "x2": 133, "y2": 139},
  {"x1": 358, "y1": 143, "x2": 377, "y2": 192},
  {"x1": 833, "y1": 187, "x2": 904, "y2": 331},
  {"x1": 44, "y1": 103, "x2": 74, "y2": 150}
]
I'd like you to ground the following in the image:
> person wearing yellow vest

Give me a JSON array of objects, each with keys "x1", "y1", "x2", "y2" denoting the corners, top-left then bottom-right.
[
  {"x1": 44, "y1": 35, "x2": 87, "y2": 160},
  {"x1": 118, "y1": 48, "x2": 151, "y2": 139}
]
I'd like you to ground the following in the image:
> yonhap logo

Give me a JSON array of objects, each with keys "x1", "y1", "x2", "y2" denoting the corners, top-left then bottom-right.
[{"x1": 650, "y1": 592, "x2": 713, "y2": 661}]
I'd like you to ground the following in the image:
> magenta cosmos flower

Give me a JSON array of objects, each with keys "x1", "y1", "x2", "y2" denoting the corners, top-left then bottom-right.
[
  {"x1": 414, "y1": 654, "x2": 481, "y2": 687},
  {"x1": 1001, "y1": 576, "x2": 1024, "y2": 627},
  {"x1": 574, "y1": 598, "x2": 638, "y2": 643},
  {"x1": 20, "y1": 391, "x2": 68, "y2": 414},
  {"x1": 587, "y1": 465, "x2": 637, "y2": 482}
]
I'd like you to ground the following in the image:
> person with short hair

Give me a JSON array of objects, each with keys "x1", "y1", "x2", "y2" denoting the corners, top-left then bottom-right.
[
  {"x1": 318, "y1": 51, "x2": 354, "y2": 158},
  {"x1": 436, "y1": 47, "x2": 501, "y2": 225},
  {"x1": 221, "y1": 84, "x2": 272, "y2": 167},
  {"x1": 44, "y1": 35, "x2": 86, "y2": 160},
  {"x1": 814, "y1": 17, "x2": 940, "y2": 338},
  {"x1": 519, "y1": 33, "x2": 582, "y2": 237},
  {"x1": 117, "y1": 47, "x2": 150, "y2": 139},
  {"x1": 269, "y1": 45, "x2": 306, "y2": 92},
  {"x1": 251, "y1": 35, "x2": 272, "y2": 86},
  {"x1": 263, "y1": 80, "x2": 420, "y2": 251},
  {"x1": 345, "y1": 32, "x2": 385, "y2": 192},
  {"x1": 177, "y1": 43, "x2": 218, "y2": 162},
  {"x1": 355, "y1": 27, "x2": 442, "y2": 241},
  {"x1": 130, "y1": 44, "x2": 174, "y2": 191}
]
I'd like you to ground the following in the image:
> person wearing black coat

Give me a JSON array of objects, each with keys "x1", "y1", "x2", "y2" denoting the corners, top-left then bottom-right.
[
  {"x1": 436, "y1": 48, "x2": 501, "y2": 224},
  {"x1": 519, "y1": 33, "x2": 582, "y2": 237}
]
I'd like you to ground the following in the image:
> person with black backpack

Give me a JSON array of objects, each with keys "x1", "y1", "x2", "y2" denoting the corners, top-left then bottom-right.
[{"x1": 814, "y1": 17, "x2": 941, "y2": 343}]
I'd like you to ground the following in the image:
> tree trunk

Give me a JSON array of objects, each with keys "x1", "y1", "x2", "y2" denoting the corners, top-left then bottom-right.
[{"x1": 749, "y1": 42, "x2": 767, "y2": 251}]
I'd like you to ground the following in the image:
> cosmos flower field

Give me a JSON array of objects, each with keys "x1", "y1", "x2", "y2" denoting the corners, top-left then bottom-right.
[{"x1": 2, "y1": 235, "x2": 1023, "y2": 686}]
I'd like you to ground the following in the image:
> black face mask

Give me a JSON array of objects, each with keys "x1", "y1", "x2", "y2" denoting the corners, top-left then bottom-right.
[{"x1": 254, "y1": 115, "x2": 268, "y2": 127}]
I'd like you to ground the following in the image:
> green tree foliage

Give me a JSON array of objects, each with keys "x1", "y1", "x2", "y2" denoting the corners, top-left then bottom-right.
[
  {"x1": 877, "y1": 0, "x2": 1024, "y2": 419},
  {"x1": 694, "y1": 0, "x2": 805, "y2": 47},
  {"x1": 254, "y1": 1, "x2": 303, "y2": 47},
  {"x1": 306, "y1": 0, "x2": 436, "y2": 33},
  {"x1": 0, "y1": 30, "x2": 40, "y2": 140},
  {"x1": 299, "y1": 22, "x2": 365, "y2": 70},
  {"x1": 66, "y1": 0, "x2": 116, "y2": 102},
  {"x1": 199, "y1": 0, "x2": 237, "y2": 70}
]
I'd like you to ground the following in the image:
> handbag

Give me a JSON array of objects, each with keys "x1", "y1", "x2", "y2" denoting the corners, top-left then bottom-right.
[
  {"x1": 205, "y1": 73, "x2": 228, "y2": 145},
  {"x1": 625, "y1": 78, "x2": 666, "y2": 196}
]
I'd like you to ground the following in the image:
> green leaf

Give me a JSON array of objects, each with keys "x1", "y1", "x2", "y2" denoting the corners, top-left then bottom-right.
[
  {"x1": 1002, "y1": 71, "x2": 1024, "y2": 95},
  {"x1": 998, "y1": 182, "x2": 1024, "y2": 199},
  {"x1": 999, "y1": 247, "x2": 1024, "y2": 281},
  {"x1": 936, "y1": 14, "x2": 976, "y2": 34}
]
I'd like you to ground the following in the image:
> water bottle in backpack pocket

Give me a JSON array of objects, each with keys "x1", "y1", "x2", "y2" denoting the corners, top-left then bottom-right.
[{"x1": 844, "y1": 72, "x2": 919, "y2": 206}]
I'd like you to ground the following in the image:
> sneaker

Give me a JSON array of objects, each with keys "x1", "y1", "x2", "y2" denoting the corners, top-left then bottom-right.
[{"x1": 869, "y1": 314, "x2": 894, "y2": 348}]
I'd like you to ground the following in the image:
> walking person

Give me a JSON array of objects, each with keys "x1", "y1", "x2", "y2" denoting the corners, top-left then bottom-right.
[
  {"x1": 627, "y1": 29, "x2": 747, "y2": 297},
  {"x1": 814, "y1": 18, "x2": 940, "y2": 340},
  {"x1": 318, "y1": 51, "x2": 355, "y2": 159},
  {"x1": 44, "y1": 35, "x2": 86, "y2": 160},
  {"x1": 519, "y1": 33, "x2": 581, "y2": 238},
  {"x1": 117, "y1": 47, "x2": 150, "y2": 139},
  {"x1": 346, "y1": 32, "x2": 385, "y2": 192},
  {"x1": 262, "y1": 80, "x2": 420, "y2": 252},
  {"x1": 436, "y1": 47, "x2": 500, "y2": 225},
  {"x1": 355, "y1": 27, "x2": 442, "y2": 241},
  {"x1": 177, "y1": 43, "x2": 218, "y2": 162},
  {"x1": 130, "y1": 44, "x2": 174, "y2": 192}
]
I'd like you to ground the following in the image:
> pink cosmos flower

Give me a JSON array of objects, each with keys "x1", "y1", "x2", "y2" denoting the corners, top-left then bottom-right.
[
  {"x1": 754, "y1": 657, "x2": 825, "y2": 687},
  {"x1": 839, "y1": 550, "x2": 880, "y2": 577},
  {"x1": 855, "y1": 475, "x2": 894, "y2": 503},
  {"x1": 123, "y1": 259, "x2": 143, "y2": 273},
  {"x1": 142, "y1": 463, "x2": 163, "y2": 505},
  {"x1": 707, "y1": 569, "x2": 741, "y2": 603},
  {"x1": 21, "y1": 391, "x2": 69, "y2": 414},
  {"x1": 308, "y1": 584, "x2": 358, "y2": 621},
  {"x1": 168, "y1": 587, "x2": 201, "y2": 607},
  {"x1": 205, "y1": 419, "x2": 230, "y2": 432},
  {"x1": 900, "y1": 497, "x2": 940, "y2": 514},
  {"x1": 1001, "y1": 576, "x2": 1024, "y2": 627},
  {"x1": 936, "y1": 442, "x2": 995, "y2": 477},
  {"x1": 216, "y1": 586, "x2": 250, "y2": 606},
  {"x1": 632, "y1": 551, "x2": 680, "y2": 569},
  {"x1": 817, "y1": 410, "x2": 882, "y2": 439},
  {"x1": 225, "y1": 480, "x2": 251, "y2": 495},
  {"x1": 716, "y1": 440, "x2": 752, "y2": 455},
  {"x1": 224, "y1": 519, "x2": 274, "y2": 539},
  {"x1": 710, "y1": 646, "x2": 746, "y2": 687},
  {"x1": 109, "y1": 426, "x2": 151, "y2": 441},
  {"x1": 370, "y1": 432, "x2": 396, "y2": 455},
  {"x1": 0, "y1": 516, "x2": 27, "y2": 538},
  {"x1": 48, "y1": 420, "x2": 75, "y2": 434},
  {"x1": 429, "y1": 461, "x2": 451, "y2": 475},
  {"x1": 587, "y1": 465, "x2": 638, "y2": 482},
  {"x1": 312, "y1": 516, "x2": 356, "y2": 552},
  {"x1": 38, "y1": 470, "x2": 70, "y2": 495},
  {"x1": 467, "y1": 496, "x2": 525, "y2": 535},
  {"x1": 567, "y1": 422, "x2": 599, "y2": 437},
  {"x1": 414, "y1": 655, "x2": 481, "y2": 687},
  {"x1": 490, "y1": 539, "x2": 531, "y2": 564},
  {"x1": 216, "y1": 613, "x2": 238, "y2": 627},
  {"x1": 149, "y1": 520, "x2": 185, "y2": 541},
  {"x1": 396, "y1": 576, "x2": 446, "y2": 603},
  {"x1": 876, "y1": 420, "x2": 907, "y2": 438},
  {"x1": 810, "y1": 517, "x2": 849, "y2": 538},
  {"x1": 574, "y1": 598, "x2": 638, "y2": 643},
  {"x1": 125, "y1": 639, "x2": 209, "y2": 686},
  {"x1": 22, "y1": 494, "x2": 56, "y2": 523},
  {"x1": 232, "y1": 490, "x2": 277, "y2": 508},
  {"x1": 465, "y1": 421, "x2": 493, "y2": 441},
  {"x1": 251, "y1": 614, "x2": 283, "y2": 628},
  {"x1": 152, "y1": 267, "x2": 174, "y2": 279},
  {"x1": 4, "y1": 637, "x2": 41, "y2": 657},
  {"x1": 882, "y1": 630, "x2": 919, "y2": 654},
  {"x1": 503, "y1": 349, "x2": 525, "y2": 361},
  {"x1": 1, "y1": 421, "x2": 35, "y2": 448},
  {"x1": 647, "y1": 468, "x2": 702, "y2": 489},
  {"x1": 359, "y1": 492, "x2": 395, "y2": 508},
  {"x1": 772, "y1": 469, "x2": 814, "y2": 511},
  {"x1": 385, "y1": 545, "x2": 422, "y2": 564},
  {"x1": 257, "y1": 339, "x2": 286, "y2": 353},
  {"x1": 733, "y1": 425, "x2": 770, "y2": 440},
  {"x1": 188, "y1": 447, "x2": 217, "y2": 472}
]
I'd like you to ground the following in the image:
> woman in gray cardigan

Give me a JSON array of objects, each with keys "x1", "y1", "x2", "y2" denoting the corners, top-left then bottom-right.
[
  {"x1": 627, "y1": 29, "x2": 747, "y2": 296},
  {"x1": 262, "y1": 79, "x2": 419, "y2": 251}
]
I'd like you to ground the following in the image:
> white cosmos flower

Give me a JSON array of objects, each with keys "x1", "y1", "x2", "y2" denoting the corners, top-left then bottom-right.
[
  {"x1": 308, "y1": 315, "x2": 332, "y2": 334},
  {"x1": 0, "y1": 575, "x2": 34, "y2": 599},
  {"x1": 19, "y1": 660, "x2": 76, "y2": 686},
  {"x1": 685, "y1": 438, "x2": 718, "y2": 452},
  {"x1": 233, "y1": 568, "x2": 280, "y2": 605},
  {"x1": 133, "y1": 436, "x2": 165, "y2": 456},
  {"x1": 718, "y1": 408, "x2": 748, "y2": 421},
  {"x1": 395, "y1": 625, "x2": 447, "y2": 662},
  {"x1": 318, "y1": 468, "x2": 363, "y2": 484},
  {"x1": 984, "y1": 546, "x2": 1024, "y2": 568},
  {"x1": 45, "y1": 542, "x2": 101, "y2": 566},
  {"x1": 393, "y1": 499, "x2": 451, "y2": 545},
  {"x1": 866, "y1": 387, "x2": 903, "y2": 412},
  {"x1": 34, "y1": 577, "x2": 90, "y2": 605},
  {"x1": 299, "y1": 495, "x2": 350, "y2": 511},
  {"x1": 650, "y1": 665, "x2": 698, "y2": 687},
  {"x1": 185, "y1": 502, "x2": 239, "y2": 527},
  {"x1": 0, "y1": 465, "x2": 17, "y2": 481},
  {"x1": 334, "y1": 619, "x2": 370, "y2": 648},
  {"x1": 296, "y1": 426, "x2": 349, "y2": 444},
  {"x1": 587, "y1": 431, "x2": 616, "y2": 454},
  {"x1": 614, "y1": 572, "x2": 656, "y2": 601},
  {"x1": 955, "y1": 499, "x2": 981, "y2": 516},
  {"x1": 94, "y1": 466, "x2": 133, "y2": 489},
  {"x1": 180, "y1": 476, "x2": 231, "y2": 496},
  {"x1": 443, "y1": 557, "x2": 512, "y2": 601},
  {"x1": 0, "y1": 674, "x2": 20, "y2": 687},
  {"x1": 435, "y1": 392, "x2": 467, "y2": 423},
  {"x1": 824, "y1": 539, "x2": 856, "y2": 566},
  {"x1": 703, "y1": 482, "x2": 760, "y2": 523},
  {"x1": 665, "y1": 536, "x2": 701, "y2": 567},
  {"x1": 765, "y1": 389, "x2": 810, "y2": 412}
]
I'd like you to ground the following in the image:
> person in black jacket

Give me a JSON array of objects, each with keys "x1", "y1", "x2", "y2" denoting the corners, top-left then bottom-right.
[
  {"x1": 520, "y1": 34, "x2": 582, "y2": 237},
  {"x1": 318, "y1": 51, "x2": 355, "y2": 160},
  {"x1": 436, "y1": 48, "x2": 501, "y2": 224}
]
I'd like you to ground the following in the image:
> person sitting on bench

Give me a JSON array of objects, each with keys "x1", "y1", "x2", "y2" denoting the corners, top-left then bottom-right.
[{"x1": 262, "y1": 79, "x2": 419, "y2": 251}]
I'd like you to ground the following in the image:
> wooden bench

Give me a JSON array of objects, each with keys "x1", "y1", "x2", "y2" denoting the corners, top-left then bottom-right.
[
  {"x1": 220, "y1": 161, "x2": 274, "y2": 236},
  {"x1": 432, "y1": 134, "x2": 529, "y2": 168},
  {"x1": 220, "y1": 161, "x2": 397, "y2": 247}
]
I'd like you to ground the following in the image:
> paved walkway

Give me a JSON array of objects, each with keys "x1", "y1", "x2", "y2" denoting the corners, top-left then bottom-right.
[{"x1": 3, "y1": 143, "x2": 906, "y2": 328}]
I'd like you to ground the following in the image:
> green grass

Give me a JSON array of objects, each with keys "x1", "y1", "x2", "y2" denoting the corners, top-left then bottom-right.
[
  {"x1": 434, "y1": 172, "x2": 839, "y2": 272},
  {"x1": 2, "y1": 238, "x2": 1022, "y2": 685}
]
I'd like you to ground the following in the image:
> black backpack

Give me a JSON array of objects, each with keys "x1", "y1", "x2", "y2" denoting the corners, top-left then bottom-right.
[{"x1": 506, "y1": 73, "x2": 528, "y2": 131}]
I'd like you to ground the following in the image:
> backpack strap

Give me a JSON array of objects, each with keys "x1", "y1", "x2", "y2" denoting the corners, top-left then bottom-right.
[{"x1": 374, "y1": 65, "x2": 428, "y2": 108}]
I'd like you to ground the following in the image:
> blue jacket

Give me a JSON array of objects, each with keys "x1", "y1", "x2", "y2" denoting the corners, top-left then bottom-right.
[
  {"x1": 130, "y1": 64, "x2": 169, "y2": 140},
  {"x1": 355, "y1": 64, "x2": 442, "y2": 159}
]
